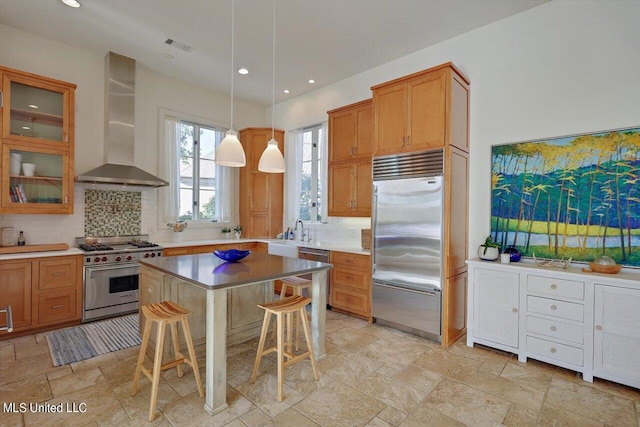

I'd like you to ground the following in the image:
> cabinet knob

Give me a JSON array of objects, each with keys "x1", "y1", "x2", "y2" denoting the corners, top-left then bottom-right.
[
  {"x1": 512, "y1": 308, "x2": 518, "y2": 313},
  {"x1": 550, "y1": 326, "x2": 557, "y2": 331},
  {"x1": 550, "y1": 347, "x2": 557, "y2": 354},
  {"x1": 550, "y1": 305, "x2": 557, "y2": 310},
  {"x1": 550, "y1": 284, "x2": 557, "y2": 289},
  {"x1": 596, "y1": 325, "x2": 603, "y2": 331}
]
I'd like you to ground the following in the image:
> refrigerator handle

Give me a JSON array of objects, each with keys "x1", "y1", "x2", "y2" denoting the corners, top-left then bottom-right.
[
  {"x1": 373, "y1": 281, "x2": 438, "y2": 297},
  {"x1": 371, "y1": 183, "x2": 378, "y2": 274}
]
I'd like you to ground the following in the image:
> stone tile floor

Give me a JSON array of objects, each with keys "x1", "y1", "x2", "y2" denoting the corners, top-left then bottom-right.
[{"x1": 1, "y1": 309, "x2": 639, "y2": 426}]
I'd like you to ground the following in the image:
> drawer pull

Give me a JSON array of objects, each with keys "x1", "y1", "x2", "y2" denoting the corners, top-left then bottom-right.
[
  {"x1": 52, "y1": 272, "x2": 65, "y2": 276},
  {"x1": 596, "y1": 325, "x2": 603, "y2": 331},
  {"x1": 550, "y1": 347, "x2": 557, "y2": 354},
  {"x1": 550, "y1": 305, "x2": 557, "y2": 310},
  {"x1": 51, "y1": 305, "x2": 64, "y2": 309},
  {"x1": 512, "y1": 308, "x2": 518, "y2": 313},
  {"x1": 550, "y1": 284, "x2": 557, "y2": 289},
  {"x1": 120, "y1": 293, "x2": 134, "y2": 298},
  {"x1": 550, "y1": 326, "x2": 557, "y2": 331}
]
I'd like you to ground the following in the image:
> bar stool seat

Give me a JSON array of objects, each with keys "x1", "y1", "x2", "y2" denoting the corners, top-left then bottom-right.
[
  {"x1": 274, "y1": 276, "x2": 312, "y2": 350},
  {"x1": 252, "y1": 295, "x2": 319, "y2": 401},
  {"x1": 132, "y1": 301, "x2": 204, "y2": 421}
]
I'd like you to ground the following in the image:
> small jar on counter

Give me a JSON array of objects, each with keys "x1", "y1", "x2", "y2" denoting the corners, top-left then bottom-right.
[{"x1": 17, "y1": 231, "x2": 25, "y2": 246}]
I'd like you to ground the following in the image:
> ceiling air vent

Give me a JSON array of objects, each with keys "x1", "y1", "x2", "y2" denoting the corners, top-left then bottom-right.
[{"x1": 165, "y1": 38, "x2": 193, "y2": 53}]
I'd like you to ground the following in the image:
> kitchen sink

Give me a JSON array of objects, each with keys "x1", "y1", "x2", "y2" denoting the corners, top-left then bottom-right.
[{"x1": 267, "y1": 241, "x2": 299, "y2": 258}]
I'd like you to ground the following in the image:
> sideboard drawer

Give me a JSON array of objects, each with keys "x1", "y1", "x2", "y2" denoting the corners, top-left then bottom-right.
[
  {"x1": 527, "y1": 335, "x2": 583, "y2": 366},
  {"x1": 526, "y1": 315, "x2": 584, "y2": 344},
  {"x1": 527, "y1": 296, "x2": 584, "y2": 322},
  {"x1": 527, "y1": 275, "x2": 584, "y2": 300}
]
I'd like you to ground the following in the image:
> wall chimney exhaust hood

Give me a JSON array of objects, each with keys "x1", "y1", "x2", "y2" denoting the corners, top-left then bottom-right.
[{"x1": 75, "y1": 52, "x2": 168, "y2": 187}]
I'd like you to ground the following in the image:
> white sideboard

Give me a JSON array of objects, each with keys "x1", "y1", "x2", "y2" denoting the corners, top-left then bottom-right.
[{"x1": 467, "y1": 258, "x2": 640, "y2": 389}]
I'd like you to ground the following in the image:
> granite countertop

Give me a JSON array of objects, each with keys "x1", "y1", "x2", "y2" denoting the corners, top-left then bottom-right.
[{"x1": 140, "y1": 252, "x2": 332, "y2": 290}]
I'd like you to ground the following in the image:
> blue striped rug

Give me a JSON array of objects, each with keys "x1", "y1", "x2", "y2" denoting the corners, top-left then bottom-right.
[{"x1": 45, "y1": 314, "x2": 141, "y2": 366}]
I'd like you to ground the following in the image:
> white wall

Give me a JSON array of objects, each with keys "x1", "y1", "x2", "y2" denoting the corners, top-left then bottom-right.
[
  {"x1": 272, "y1": 0, "x2": 640, "y2": 251},
  {"x1": 0, "y1": 24, "x2": 266, "y2": 244}
]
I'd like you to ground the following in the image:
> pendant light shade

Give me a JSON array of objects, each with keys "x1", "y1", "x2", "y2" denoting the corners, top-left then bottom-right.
[
  {"x1": 258, "y1": 138, "x2": 285, "y2": 172},
  {"x1": 216, "y1": 130, "x2": 246, "y2": 167},
  {"x1": 258, "y1": 0, "x2": 285, "y2": 173},
  {"x1": 215, "y1": 0, "x2": 246, "y2": 167}
]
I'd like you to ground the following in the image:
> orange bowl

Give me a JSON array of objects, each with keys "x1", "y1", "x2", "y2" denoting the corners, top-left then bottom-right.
[{"x1": 588, "y1": 262, "x2": 621, "y2": 274}]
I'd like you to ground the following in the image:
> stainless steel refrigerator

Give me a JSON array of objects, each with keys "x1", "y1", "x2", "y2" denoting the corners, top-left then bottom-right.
[{"x1": 371, "y1": 150, "x2": 444, "y2": 342}]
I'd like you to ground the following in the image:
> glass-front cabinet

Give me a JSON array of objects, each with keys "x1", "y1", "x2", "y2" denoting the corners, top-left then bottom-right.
[{"x1": 0, "y1": 66, "x2": 75, "y2": 214}]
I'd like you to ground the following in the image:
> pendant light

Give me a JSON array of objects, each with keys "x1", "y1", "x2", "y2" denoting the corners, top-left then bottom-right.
[
  {"x1": 216, "y1": 0, "x2": 246, "y2": 167},
  {"x1": 258, "y1": 0, "x2": 286, "y2": 173}
]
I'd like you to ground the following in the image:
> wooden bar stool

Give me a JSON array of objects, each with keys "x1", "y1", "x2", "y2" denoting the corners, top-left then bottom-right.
[
  {"x1": 132, "y1": 301, "x2": 204, "y2": 421},
  {"x1": 252, "y1": 295, "x2": 319, "y2": 401},
  {"x1": 273, "y1": 276, "x2": 312, "y2": 350}
]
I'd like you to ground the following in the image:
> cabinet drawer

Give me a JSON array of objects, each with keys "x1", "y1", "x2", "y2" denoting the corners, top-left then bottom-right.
[
  {"x1": 527, "y1": 335, "x2": 583, "y2": 366},
  {"x1": 38, "y1": 290, "x2": 77, "y2": 324},
  {"x1": 332, "y1": 266, "x2": 369, "y2": 291},
  {"x1": 526, "y1": 315, "x2": 584, "y2": 344},
  {"x1": 163, "y1": 247, "x2": 190, "y2": 257},
  {"x1": 527, "y1": 296, "x2": 584, "y2": 322},
  {"x1": 527, "y1": 275, "x2": 584, "y2": 300},
  {"x1": 38, "y1": 258, "x2": 78, "y2": 290},
  {"x1": 331, "y1": 285, "x2": 369, "y2": 317},
  {"x1": 331, "y1": 252, "x2": 370, "y2": 270}
]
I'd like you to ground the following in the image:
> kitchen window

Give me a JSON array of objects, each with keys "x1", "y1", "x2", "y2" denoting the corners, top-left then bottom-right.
[
  {"x1": 160, "y1": 112, "x2": 233, "y2": 224},
  {"x1": 286, "y1": 123, "x2": 328, "y2": 224}
]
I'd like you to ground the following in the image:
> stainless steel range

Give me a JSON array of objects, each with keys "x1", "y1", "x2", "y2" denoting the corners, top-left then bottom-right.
[{"x1": 77, "y1": 235, "x2": 162, "y2": 322}]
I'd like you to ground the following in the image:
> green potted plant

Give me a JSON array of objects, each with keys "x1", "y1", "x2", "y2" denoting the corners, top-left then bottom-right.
[
  {"x1": 477, "y1": 235, "x2": 501, "y2": 260},
  {"x1": 233, "y1": 225, "x2": 243, "y2": 239},
  {"x1": 221, "y1": 227, "x2": 232, "y2": 239}
]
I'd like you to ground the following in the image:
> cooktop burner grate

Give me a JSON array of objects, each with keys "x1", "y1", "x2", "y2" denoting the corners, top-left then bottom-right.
[{"x1": 79, "y1": 243, "x2": 114, "y2": 251}]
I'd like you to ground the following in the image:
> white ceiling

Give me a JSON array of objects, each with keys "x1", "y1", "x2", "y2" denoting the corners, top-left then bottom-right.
[{"x1": 0, "y1": 0, "x2": 548, "y2": 106}]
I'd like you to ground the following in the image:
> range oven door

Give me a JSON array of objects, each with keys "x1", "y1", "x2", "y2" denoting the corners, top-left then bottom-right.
[{"x1": 84, "y1": 264, "x2": 139, "y2": 321}]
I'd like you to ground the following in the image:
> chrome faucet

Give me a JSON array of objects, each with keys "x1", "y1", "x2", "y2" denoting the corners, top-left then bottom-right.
[{"x1": 295, "y1": 219, "x2": 304, "y2": 241}]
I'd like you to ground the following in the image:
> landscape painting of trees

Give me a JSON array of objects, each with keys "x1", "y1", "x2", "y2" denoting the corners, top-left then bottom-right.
[{"x1": 491, "y1": 126, "x2": 640, "y2": 268}]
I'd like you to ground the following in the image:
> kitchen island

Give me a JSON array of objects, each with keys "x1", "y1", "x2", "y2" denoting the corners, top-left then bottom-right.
[{"x1": 139, "y1": 252, "x2": 332, "y2": 415}]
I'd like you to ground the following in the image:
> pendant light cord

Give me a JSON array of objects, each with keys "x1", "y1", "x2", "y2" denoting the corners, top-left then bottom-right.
[
  {"x1": 230, "y1": 0, "x2": 235, "y2": 130},
  {"x1": 271, "y1": 0, "x2": 276, "y2": 141}
]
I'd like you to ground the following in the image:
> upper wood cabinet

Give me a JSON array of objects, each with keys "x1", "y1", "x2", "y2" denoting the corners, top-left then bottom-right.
[
  {"x1": 328, "y1": 99, "x2": 372, "y2": 162},
  {"x1": 327, "y1": 99, "x2": 373, "y2": 217},
  {"x1": 239, "y1": 128, "x2": 284, "y2": 238},
  {"x1": 0, "y1": 66, "x2": 76, "y2": 214},
  {"x1": 372, "y1": 62, "x2": 469, "y2": 156}
]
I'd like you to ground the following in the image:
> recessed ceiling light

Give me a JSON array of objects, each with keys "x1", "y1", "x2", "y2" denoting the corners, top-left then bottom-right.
[
  {"x1": 308, "y1": 79, "x2": 315, "y2": 84},
  {"x1": 163, "y1": 53, "x2": 174, "y2": 59},
  {"x1": 61, "y1": 0, "x2": 81, "y2": 8},
  {"x1": 238, "y1": 68, "x2": 249, "y2": 75},
  {"x1": 283, "y1": 89, "x2": 290, "y2": 94},
  {"x1": 28, "y1": 104, "x2": 39, "y2": 109}
]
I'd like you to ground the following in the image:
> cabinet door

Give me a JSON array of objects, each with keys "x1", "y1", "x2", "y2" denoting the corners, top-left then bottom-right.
[
  {"x1": 407, "y1": 71, "x2": 446, "y2": 151},
  {"x1": 329, "y1": 109, "x2": 356, "y2": 162},
  {"x1": 473, "y1": 268, "x2": 519, "y2": 348},
  {"x1": 353, "y1": 160, "x2": 372, "y2": 215},
  {"x1": 0, "y1": 261, "x2": 32, "y2": 334},
  {"x1": 354, "y1": 103, "x2": 373, "y2": 159},
  {"x1": 249, "y1": 213, "x2": 271, "y2": 238},
  {"x1": 373, "y1": 84, "x2": 407, "y2": 156},
  {"x1": 1, "y1": 71, "x2": 73, "y2": 147},
  {"x1": 2, "y1": 144, "x2": 72, "y2": 213},
  {"x1": 249, "y1": 172, "x2": 270, "y2": 212},
  {"x1": 328, "y1": 162, "x2": 354, "y2": 216},
  {"x1": 593, "y1": 285, "x2": 640, "y2": 386}
]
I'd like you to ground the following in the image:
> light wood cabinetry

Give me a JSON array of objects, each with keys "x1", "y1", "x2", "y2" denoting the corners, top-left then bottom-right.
[
  {"x1": 239, "y1": 128, "x2": 284, "y2": 238},
  {"x1": 372, "y1": 62, "x2": 469, "y2": 156},
  {"x1": 328, "y1": 100, "x2": 373, "y2": 217},
  {"x1": 468, "y1": 260, "x2": 640, "y2": 389},
  {"x1": 0, "y1": 66, "x2": 76, "y2": 214},
  {"x1": 163, "y1": 241, "x2": 267, "y2": 257},
  {"x1": 0, "y1": 255, "x2": 82, "y2": 338},
  {"x1": 330, "y1": 251, "x2": 371, "y2": 321}
]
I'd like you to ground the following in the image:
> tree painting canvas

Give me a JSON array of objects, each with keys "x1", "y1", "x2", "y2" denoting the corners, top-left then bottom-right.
[{"x1": 491, "y1": 126, "x2": 640, "y2": 268}]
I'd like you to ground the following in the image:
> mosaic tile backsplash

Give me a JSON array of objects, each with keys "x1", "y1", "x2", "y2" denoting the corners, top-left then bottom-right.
[{"x1": 85, "y1": 189, "x2": 141, "y2": 236}]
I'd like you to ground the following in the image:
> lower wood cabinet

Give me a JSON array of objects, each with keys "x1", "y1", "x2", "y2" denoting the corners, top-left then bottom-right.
[
  {"x1": 0, "y1": 255, "x2": 82, "y2": 338},
  {"x1": 330, "y1": 251, "x2": 371, "y2": 321},
  {"x1": 467, "y1": 259, "x2": 640, "y2": 389}
]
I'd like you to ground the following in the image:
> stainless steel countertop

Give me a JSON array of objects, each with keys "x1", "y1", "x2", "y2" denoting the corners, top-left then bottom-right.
[{"x1": 140, "y1": 252, "x2": 332, "y2": 290}]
